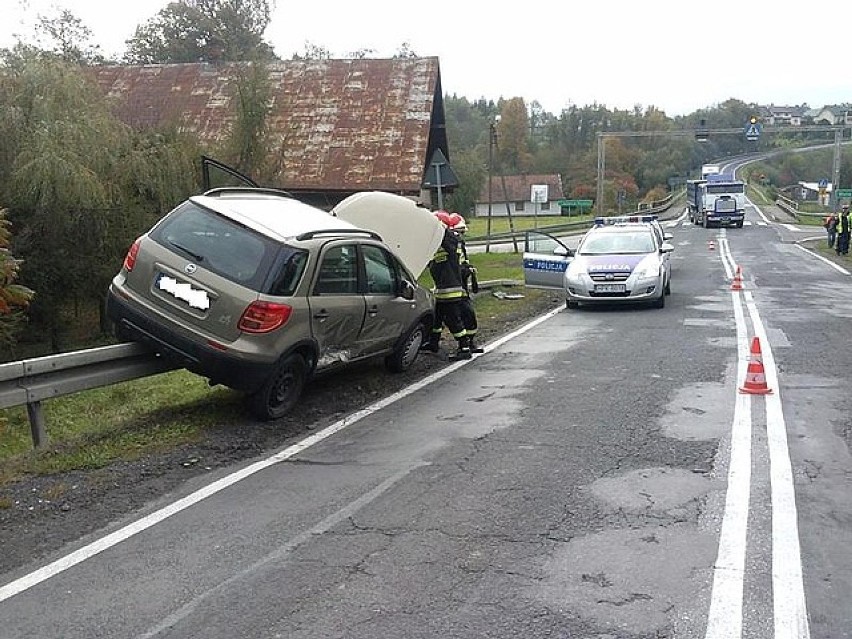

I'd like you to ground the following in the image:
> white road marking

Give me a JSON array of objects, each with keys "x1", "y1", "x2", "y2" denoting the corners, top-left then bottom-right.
[
  {"x1": 794, "y1": 244, "x2": 851, "y2": 275},
  {"x1": 703, "y1": 290, "x2": 752, "y2": 639},
  {"x1": 0, "y1": 306, "x2": 564, "y2": 603},
  {"x1": 743, "y1": 292, "x2": 811, "y2": 639},
  {"x1": 704, "y1": 243, "x2": 811, "y2": 638}
]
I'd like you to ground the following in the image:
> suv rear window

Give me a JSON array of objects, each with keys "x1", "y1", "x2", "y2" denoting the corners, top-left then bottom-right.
[{"x1": 150, "y1": 201, "x2": 304, "y2": 294}]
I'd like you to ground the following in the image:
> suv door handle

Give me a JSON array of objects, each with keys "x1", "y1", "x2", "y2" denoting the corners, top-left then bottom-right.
[
  {"x1": 313, "y1": 309, "x2": 330, "y2": 320},
  {"x1": 367, "y1": 304, "x2": 379, "y2": 316}
]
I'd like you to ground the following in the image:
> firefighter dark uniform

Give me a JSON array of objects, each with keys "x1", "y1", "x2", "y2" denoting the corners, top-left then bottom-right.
[
  {"x1": 452, "y1": 217, "x2": 484, "y2": 354},
  {"x1": 424, "y1": 227, "x2": 473, "y2": 360}
]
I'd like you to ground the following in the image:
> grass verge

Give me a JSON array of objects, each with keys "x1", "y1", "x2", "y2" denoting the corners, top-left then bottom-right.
[{"x1": 0, "y1": 251, "x2": 538, "y2": 482}]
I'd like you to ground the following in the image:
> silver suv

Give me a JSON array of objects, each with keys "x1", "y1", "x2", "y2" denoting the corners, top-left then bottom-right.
[{"x1": 106, "y1": 188, "x2": 436, "y2": 420}]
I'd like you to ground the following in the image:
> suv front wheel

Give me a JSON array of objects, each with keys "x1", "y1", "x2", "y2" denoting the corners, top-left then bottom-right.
[
  {"x1": 385, "y1": 322, "x2": 426, "y2": 373},
  {"x1": 247, "y1": 353, "x2": 307, "y2": 420}
]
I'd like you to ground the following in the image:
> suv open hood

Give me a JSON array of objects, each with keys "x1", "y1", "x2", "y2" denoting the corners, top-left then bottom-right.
[{"x1": 332, "y1": 192, "x2": 444, "y2": 278}]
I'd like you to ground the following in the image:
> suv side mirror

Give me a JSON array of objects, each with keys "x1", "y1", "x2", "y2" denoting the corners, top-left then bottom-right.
[{"x1": 398, "y1": 279, "x2": 416, "y2": 300}]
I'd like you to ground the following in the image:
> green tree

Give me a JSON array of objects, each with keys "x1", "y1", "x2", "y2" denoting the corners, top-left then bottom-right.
[
  {"x1": 0, "y1": 53, "x2": 199, "y2": 351},
  {"x1": 218, "y1": 61, "x2": 273, "y2": 180},
  {"x1": 445, "y1": 148, "x2": 486, "y2": 217},
  {"x1": 34, "y1": 8, "x2": 105, "y2": 64},
  {"x1": 124, "y1": 0, "x2": 277, "y2": 64},
  {"x1": 496, "y1": 97, "x2": 532, "y2": 173}
]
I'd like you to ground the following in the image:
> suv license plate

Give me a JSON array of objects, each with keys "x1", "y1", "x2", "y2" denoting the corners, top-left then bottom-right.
[
  {"x1": 156, "y1": 273, "x2": 211, "y2": 310},
  {"x1": 594, "y1": 283, "x2": 626, "y2": 293}
]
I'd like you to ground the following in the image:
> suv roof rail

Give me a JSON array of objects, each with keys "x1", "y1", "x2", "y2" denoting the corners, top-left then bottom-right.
[
  {"x1": 202, "y1": 186, "x2": 294, "y2": 199},
  {"x1": 296, "y1": 228, "x2": 382, "y2": 241}
]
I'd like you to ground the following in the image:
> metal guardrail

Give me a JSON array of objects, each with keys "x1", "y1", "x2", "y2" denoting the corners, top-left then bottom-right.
[
  {"x1": 467, "y1": 190, "x2": 683, "y2": 247},
  {"x1": 0, "y1": 343, "x2": 178, "y2": 448},
  {"x1": 0, "y1": 279, "x2": 525, "y2": 449},
  {"x1": 775, "y1": 194, "x2": 799, "y2": 217}
]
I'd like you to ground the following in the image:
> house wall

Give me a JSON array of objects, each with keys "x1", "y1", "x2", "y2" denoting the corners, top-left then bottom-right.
[{"x1": 473, "y1": 200, "x2": 559, "y2": 218}]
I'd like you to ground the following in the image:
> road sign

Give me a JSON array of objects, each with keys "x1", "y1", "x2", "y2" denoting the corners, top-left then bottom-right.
[
  {"x1": 744, "y1": 122, "x2": 761, "y2": 141},
  {"x1": 530, "y1": 184, "x2": 548, "y2": 203},
  {"x1": 837, "y1": 189, "x2": 852, "y2": 198},
  {"x1": 819, "y1": 179, "x2": 829, "y2": 189}
]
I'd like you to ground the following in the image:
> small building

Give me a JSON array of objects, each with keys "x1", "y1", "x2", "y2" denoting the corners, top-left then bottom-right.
[
  {"x1": 758, "y1": 104, "x2": 808, "y2": 126},
  {"x1": 798, "y1": 181, "x2": 832, "y2": 206},
  {"x1": 812, "y1": 104, "x2": 852, "y2": 126},
  {"x1": 474, "y1": 174, "x2": 565, "y2": 218}
]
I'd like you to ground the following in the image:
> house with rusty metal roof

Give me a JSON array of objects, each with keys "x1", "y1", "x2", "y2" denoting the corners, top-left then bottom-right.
[
  {"x1": 475, "y1": 174, "x2": 565, "y2": 218},
  {"x1": 89, "y1": 57, "x2": 453, "y2": 209}
]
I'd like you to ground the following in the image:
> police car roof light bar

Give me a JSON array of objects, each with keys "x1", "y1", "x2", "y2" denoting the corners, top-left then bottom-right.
[{"x1": 593, "y1": 214, "x2": 658, "y2": 227}]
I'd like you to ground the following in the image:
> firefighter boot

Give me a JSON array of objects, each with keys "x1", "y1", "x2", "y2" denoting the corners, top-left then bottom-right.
[
  {"x1": 449, "y1": 337, "x2": 472, "y2": 361},
  {"x1": 420, "y1": 332, "x2": 440, "y2": 353},
  {"x1": 468, "y1": 335, "x2": 484, "y2": 354}
]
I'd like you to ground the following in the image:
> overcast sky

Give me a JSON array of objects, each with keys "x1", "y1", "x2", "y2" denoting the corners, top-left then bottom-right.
[{"x1": 2, "y1": 0, "x2": 850, "y2": 117}]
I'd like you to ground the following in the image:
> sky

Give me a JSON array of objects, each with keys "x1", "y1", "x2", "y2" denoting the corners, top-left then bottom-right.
[{"x1": 1, "y1": 0, "x2": 850, "y2": 117}]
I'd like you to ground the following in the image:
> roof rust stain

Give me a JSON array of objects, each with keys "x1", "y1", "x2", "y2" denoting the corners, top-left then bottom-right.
[
  {"x1": 89, "y1": 57, "x2": 442, "y2": 194},
  {"x1": 479, "y1": 174, "x2": 565, "y2": 202}
]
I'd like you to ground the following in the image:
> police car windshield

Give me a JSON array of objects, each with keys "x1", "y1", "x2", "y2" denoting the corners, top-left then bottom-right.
[{"x1": 579, "y1": 230, "x2": 655, "y2": 255}]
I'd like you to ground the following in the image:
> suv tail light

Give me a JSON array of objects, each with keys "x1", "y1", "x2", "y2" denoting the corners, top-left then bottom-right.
[
  {"x1": 239, "y1": 301, "x2": 293, "y2": 333},
  {"x1": 123, "y1": 238, "x2": 142, "y2": 272}
]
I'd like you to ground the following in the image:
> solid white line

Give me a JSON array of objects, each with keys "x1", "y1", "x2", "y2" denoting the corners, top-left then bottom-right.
[
  {"x1": 0, "y1": 305, "x2": 564, "y2": 602},
  {"x1": 781, "y1": 224, "x2": 799, "y2": 232},
  {"x1": 743, "y1": 292, "x2": 811, "y2": 639},
  {"x1": 719, "y1": 237, "x2": 736, "y2": 281},
  {"x1": 747, "y1": 198, "x2": 772, "y2": 224},
  {"x1": 137, "y1": 464, "x2": 422, "y2": 638},
  {"x1": 703, "y1": 291, "x2": 752, "y2": 639},
  {"x1": 794, "y1": 244, "x2": 851, "y2": 275}
]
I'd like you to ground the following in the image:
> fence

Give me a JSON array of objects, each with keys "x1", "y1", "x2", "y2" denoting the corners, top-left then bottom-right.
[{"x1": 468, "y1": 190, "x2": 683, "y2": 248}]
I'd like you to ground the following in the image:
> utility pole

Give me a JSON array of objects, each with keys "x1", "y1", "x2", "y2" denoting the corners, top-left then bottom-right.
[{"x1": 832, "y1": 128, "x2": 842, "y2": 209}]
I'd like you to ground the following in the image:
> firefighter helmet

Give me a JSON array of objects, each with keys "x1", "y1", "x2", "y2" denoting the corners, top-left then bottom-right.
[
  {"x1": 451, "y1": 215, "x2": 467, "y2": 233},
  {"x1": 434, "y1": 210, "x2": 453, "y2": 227}
]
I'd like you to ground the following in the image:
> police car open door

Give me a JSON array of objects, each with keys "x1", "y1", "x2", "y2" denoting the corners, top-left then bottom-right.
[{"x1": 522, "y1": 231, "x2": 573, "y2": 289}]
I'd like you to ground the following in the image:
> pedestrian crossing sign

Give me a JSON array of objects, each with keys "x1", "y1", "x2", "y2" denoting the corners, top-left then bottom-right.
[{"x1": 745, "y1": 122, "x2": 761, "y2": 141}]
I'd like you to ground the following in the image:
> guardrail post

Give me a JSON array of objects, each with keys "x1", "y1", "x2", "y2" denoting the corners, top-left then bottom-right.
[{"x1": 26, "y1": 401, "x2": 46, "y2": 448}]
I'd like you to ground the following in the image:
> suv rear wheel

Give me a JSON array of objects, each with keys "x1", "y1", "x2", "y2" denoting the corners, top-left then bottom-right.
[
  {"x1": 385, "y1": 322, "x2": 425, "y2": 373},
  {"x1": 247, "y1": 353, "x2": 307, "y2": 420}
]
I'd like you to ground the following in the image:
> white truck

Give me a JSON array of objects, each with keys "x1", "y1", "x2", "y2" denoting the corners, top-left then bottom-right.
[{"x1": 692, "y1": 173, "x2": 746, "y2": 228}]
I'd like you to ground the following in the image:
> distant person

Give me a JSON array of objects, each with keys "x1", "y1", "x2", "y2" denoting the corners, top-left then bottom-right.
[
  {"x1": 824, "y1": 211, "x2": 838, "y2": 249},
  {"x1": 836, "y1": 205, "x2": 851, "y2": 256}
]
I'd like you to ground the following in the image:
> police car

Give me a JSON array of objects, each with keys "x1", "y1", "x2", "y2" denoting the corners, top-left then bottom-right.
[{"x1": 522, "y1": 215, "x2": 674, "y2": 309}]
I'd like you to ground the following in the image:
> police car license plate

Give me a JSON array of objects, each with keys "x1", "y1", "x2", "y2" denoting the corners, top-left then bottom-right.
[{"x1": 594, "y1": 283, "x2": 626, "y2": 293}]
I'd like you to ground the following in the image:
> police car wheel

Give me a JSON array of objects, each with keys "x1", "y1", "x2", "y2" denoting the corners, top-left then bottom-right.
[
  {"x1": 565, "y1": 298, "x2": 577, "y2": 310},
  {"x1": 653, "y1": 290, "x2": 666, "y2": 309},
  {"x1": 664, "y1": 277, "x2": 671, "y2": 295}
]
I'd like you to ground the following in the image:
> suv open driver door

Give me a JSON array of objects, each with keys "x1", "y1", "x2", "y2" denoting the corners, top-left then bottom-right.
[{"x1": 522, "y1": 231, "x2": 574, "y2": 290}]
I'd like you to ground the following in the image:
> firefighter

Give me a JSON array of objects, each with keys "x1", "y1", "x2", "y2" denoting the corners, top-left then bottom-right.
[
  {"x1": 422, "y1": 212, "x2": 473, "y2": 361},
  {"x1": 448, "y1": 215, "x2": 484, "y2": 354}
]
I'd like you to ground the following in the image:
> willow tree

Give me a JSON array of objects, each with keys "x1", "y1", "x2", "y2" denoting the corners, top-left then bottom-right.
[{"x1": 0, "y1": 53, "x2": 199, "y2": 351}]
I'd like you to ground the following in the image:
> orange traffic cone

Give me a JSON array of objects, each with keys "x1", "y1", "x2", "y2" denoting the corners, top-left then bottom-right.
[
  {"x1": 731, "y1": 266, "x2": 743, "y2": 291},
  {"x1": 740, "y1": 337, "x2": 773, "y2": 395},
  {"x1": 708, "y1": 239, "x2": 715, "y2": 251}
]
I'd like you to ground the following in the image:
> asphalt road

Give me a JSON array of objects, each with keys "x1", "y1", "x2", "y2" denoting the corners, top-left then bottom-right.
[{"x1": 1, "y1": 201, "x2": 850, "y2": 638}]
